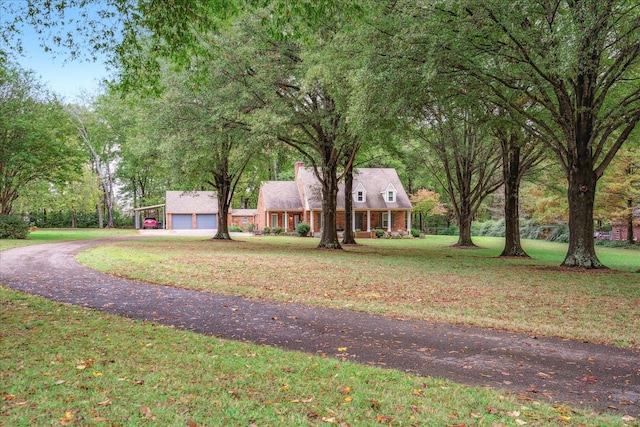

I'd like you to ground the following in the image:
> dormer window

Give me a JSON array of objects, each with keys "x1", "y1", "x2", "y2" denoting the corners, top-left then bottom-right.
[
  {"x1": 353, "y1": 183, "x2": 366, "y2": 203},
  {"x1": 382, "y1": 183, "x2": 397, "y2": 203}
]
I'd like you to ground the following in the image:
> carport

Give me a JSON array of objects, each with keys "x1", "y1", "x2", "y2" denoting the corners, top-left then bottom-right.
[{"x1": 133, "y1": 204, "x2": 166, "y2": 230}]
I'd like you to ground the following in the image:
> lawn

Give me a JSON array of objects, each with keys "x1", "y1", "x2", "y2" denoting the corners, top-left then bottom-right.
[
  {"x1": 0, "y1": 287, "x2": 632, "y2": 426},
  {"x1": 77, "y1": 234, "x2": 640, "y2": 348},
  {"x1": 2, "y1": 230, "x2": 638, "y2": 426}
]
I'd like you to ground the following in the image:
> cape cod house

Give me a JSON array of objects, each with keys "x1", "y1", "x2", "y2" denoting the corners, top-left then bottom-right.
[{"x1": 256, "y1": 162, "x2": 412, "y2": 236}]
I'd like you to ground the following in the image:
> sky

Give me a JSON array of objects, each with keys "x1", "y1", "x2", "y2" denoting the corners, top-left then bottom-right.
[
  {"x1": 3, "y1": 3, "x2": 115, "y2": 103},
  {"x1": 18, "y1": 37, "x2": 111, "y2": 102}
]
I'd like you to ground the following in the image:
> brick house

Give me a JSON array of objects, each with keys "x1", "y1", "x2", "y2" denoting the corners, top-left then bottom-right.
[
  {"x1": 611, "y1": 205, "x2": 640, "y2": 242},
  {"x1": 256, "y1": 162, "x2": 412, "y2": 235},
  {"x1": 229, "y1": 209, "x2": 258, "y2": 229}
]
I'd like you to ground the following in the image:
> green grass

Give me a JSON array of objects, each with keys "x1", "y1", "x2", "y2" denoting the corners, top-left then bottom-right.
[
  {"x1": 0, "y1": 228, "x2": 136, "y2": 250},
  {"x1": 77, "y1": 235, "x2": 640, "y2": 348},
  {"x1": 0, "y1": 287, "x2": 632, "y2": 426}
]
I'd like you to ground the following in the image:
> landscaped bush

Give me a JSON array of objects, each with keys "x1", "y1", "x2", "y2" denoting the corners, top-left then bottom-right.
[
  {"x1": 437, "y1": 225, "x2": 459, "y2": 235},
  {"x1": 0, "y1": 215, "x2": 30, "y2": 239},
  {"x1": 410, "y1": 228, "x2": 420, "y2": 238},
  {"x1": 247, "y1": 223, "x2": 255, "y2": 232},
  {"x1": 272, "y1": 226, "x2": 283, "y2": 235},
  {"x1": 295, "y1": 222, "x2": 310, "y2": 237},
  {"x1": 546, "y1": 225, "x2": 569, "y2": 243},
  {"x1": 375, "y1": 229, "x2": 386, "y2": 238},
  {"x1": 263, "y1": 226, "x2": 271, "y2": 235},
  {"x1": 229, "y1": 225, "x2": 244, "y2": 232}
]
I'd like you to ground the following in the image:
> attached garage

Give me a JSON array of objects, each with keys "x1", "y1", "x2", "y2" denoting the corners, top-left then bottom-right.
[
  {"x1": 196, "y1": 214, "x2": 217, "y2": 229},
  {"x1": 165, "y1": 191, "x2": 219, "y2": 230},
  {"x1": 171, "y1": 214, "x2": 194, "y2": 229}
]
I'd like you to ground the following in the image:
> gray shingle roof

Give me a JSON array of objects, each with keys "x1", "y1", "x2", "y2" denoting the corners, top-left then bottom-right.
[
  {"x1": 166, "y1": 191, "x2": 218, "y2": 214},
  {"x1": 296, "y1": 166, "x2": 412, "y2": 211},
  {"x1": 260, "y1": 181, "x2": 304, "y2": 211}
]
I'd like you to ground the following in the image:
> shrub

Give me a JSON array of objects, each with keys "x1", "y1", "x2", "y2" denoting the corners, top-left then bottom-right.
[
  {"x1": 247, "y1": 223, "x2": 255, "y2": 232},
  {"x1": 0, "y1": 215, "x2": 30, "y2": 239},
  {"x1": 411, "y1": 228, "x2": 420, "y2": 238},
  {"x1": 295, "y1": 222, "x2": 311, "y2": 237},
  {"x1": 272, "y1": 226, "x2": 283, "y2": 235},
  {"x1": 375, "y1": 229, "x2": 386, "y2": 238},
  {"x1": 229, "y1": 225, "x2": 244, "y2": 232},
  {"x1": 546, "y1": 225, "x2": 569, "y2": 243},
  {"x1": 263, "y1": 226, "x2": 271, "y2": 235}
]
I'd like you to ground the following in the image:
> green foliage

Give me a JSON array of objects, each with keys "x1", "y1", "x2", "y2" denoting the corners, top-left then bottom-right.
[
  {"x1": 438, "y1": 225, "x2": 459, "y2": 236},
  {"x1": 229, "y1": 225, "x2": 244, "y2": 232},
  {"x1": 0, "y1": 62, "x2": 81, "y2": 215},
  {"x1": 0, "y1": 215, "x2": 30, "y2": 239},
  {"x1": 374, "y1": 229, "x2": 386, "y2": 238},
  {"x1": 272, "y1": 226, "x2": 283, "y2": 235},
  {"x1": 411, "y1": 228, "x2": 420, "y2": 238},
  {"x1": 295, "y1": 221, "x2": 310, "y2": 237},
  {"x1": 263, "y1": 226, "x2": 271, "y2": 235},
  {"x1": 546, "y1": 225, "x2": 570, "y2": 243}
]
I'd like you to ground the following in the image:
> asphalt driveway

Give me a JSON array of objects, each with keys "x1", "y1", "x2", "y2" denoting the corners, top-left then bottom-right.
[{"x1": 1, "y1": 237, "x2": 638, "y2": 417}]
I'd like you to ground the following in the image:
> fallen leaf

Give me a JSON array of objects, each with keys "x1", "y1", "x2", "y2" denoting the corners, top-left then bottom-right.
[
  {"x1": 412, "y1": 388, "x2": 424, "y2": 396},
  {"x1": 344, "y1": 396, "x2": 352, "y2": 403},
  {"x1": 581, "y1": 376, "x2": 597, "y2": 383},
  {"x1": 339, "y1": 386, "x2": 351, "y2": 394},
  {"x1": 139, "y1": 406, "x2": 154, "y2": 419},
  {"x1": 376, "y1": 415, "x2": 392, "y2": 423},
  {"x1": 337, "y1": 347, "x2": 347, "y2": 352}
]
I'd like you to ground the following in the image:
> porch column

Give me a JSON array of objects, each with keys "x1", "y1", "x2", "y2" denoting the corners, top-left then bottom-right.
[
  {"x1": 367, "y1": 210, "x2": 371, "y2": 232},
  {"x1": 407, "y1": 211, "x2": 411, "y2": 232},
  {"x1": 284, "y1": 211, "x2": 288, "y2": 232},
  {"x1": 387, "y1": 210, "x2": 391, "y2": 232},
  {"x1": 310, "y1": 210, "x2": 314, "y2": 233},
  {"x1": 352, "y1": 210, "x2": 356, "y2": 231}
]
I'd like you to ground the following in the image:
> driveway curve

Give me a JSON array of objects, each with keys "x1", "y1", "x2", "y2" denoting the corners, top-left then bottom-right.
[{"x1": 1, "y1": 237, "x2": 638, "y2": 417}]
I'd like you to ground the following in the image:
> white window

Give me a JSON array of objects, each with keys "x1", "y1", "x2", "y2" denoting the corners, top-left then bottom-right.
[
  {"x1": 241, "y1": 217, "x2": 248, "y2": 224},
  {"x1": 382, "y1": 213, "x2": 389, "y2": 229},
  {"x1": 387, "y1": 190, "x2": 395, "y2": 202},
  {"x1": 354, "y1": 183, "x2": 366, "y2": 203},
  {"x1": 382, "y1": 183, "x2": 397, "y2": 203},
  {"x1": 271, "y1": 214, "x2": 278, "y2": 227}
]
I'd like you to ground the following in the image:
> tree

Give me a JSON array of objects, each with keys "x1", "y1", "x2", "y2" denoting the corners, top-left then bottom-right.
[
  {"x1": 415, "y1": 104, "x2": 503, "y2": 247},
  {"x1": 432, "y1": 0, "x2": 640, "y2": 268},
  {"x1": 596, "y1": 145, "x2": 640, "y2": 244},
  {"x1": 409, "y1": 189, "x2": 447, "y2": 231},
  {"x1": 491, "y1": 115, "x2": 546, "y2": 257},
  {"x1": 154, "y1": 42, "x2": 258, "y2": 240},
  {"x1": 69, "y1": 95, "x2": 128, "y2": 228},
  {"x1": 0, "y1": 63, "x2": 80, "y2": 214}
]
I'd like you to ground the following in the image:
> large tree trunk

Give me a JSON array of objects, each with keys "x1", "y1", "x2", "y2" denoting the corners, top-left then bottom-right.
[
  {"x1": 626, "y1": 198, "x2": 635, "y2": 245},
  {"x1": 318, "y1": 165, "x2": 342, "y2": 249},
  {"x1": 455, "y1": 198, "x2": 475, "y2": 247},
  {"x1": 342, "y1": 163, "x2": 357, "y2": 245},
  {"x1": 501, "y1": 144, "x2": 529, "y2": 257},
  {"x1": 562, "y1": 163, "x2": 603, "y2": 268},
  {"x1": 213, "y1": 177, "x2": 233, "y2": 240}
]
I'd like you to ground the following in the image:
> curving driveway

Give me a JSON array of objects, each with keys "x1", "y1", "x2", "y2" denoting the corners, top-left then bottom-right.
[{"x1": 1, "y1": 237, "x2": 638, "y2": 417}]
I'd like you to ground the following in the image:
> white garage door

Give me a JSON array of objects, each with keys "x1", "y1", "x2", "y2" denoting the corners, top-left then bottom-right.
[
  {"x1": 172, "y1": 214, "x2": 193, "y2": 229},
  {"x1": 196, "y1": 214, "x2": 217, "y2": 229}
]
